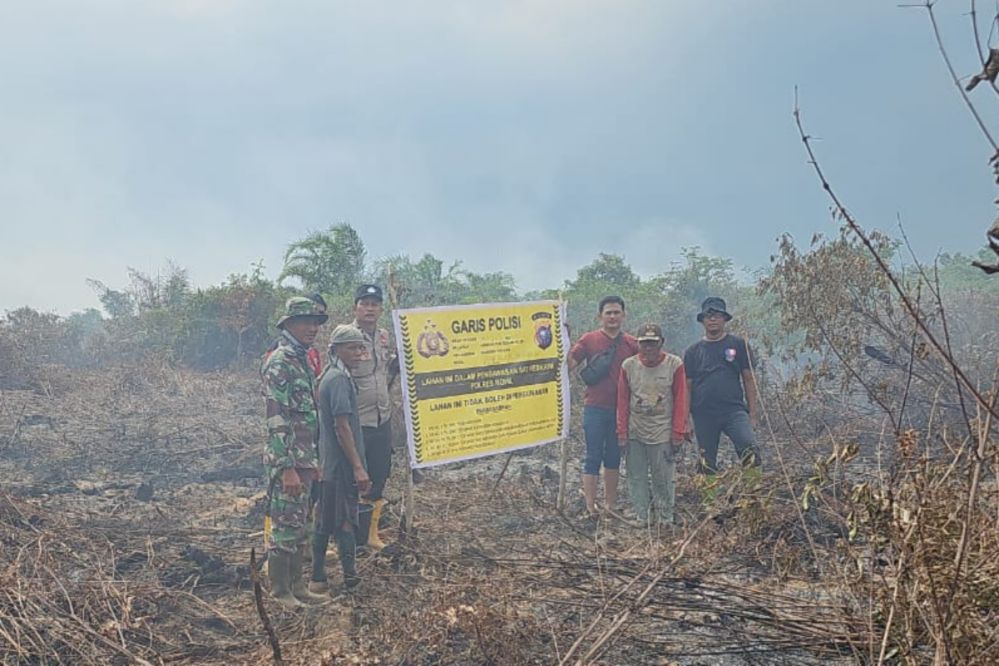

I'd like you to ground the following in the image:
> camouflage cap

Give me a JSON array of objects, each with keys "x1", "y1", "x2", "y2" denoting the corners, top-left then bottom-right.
[
  {"x1": 329, "y1": 324, "x2": 365, "y2": 346},
  {"x1": 276, "y1": 296, "x2": 329, "y2": 329}
]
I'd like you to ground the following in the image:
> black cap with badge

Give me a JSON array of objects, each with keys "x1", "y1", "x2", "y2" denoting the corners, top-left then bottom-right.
[{"x1": 354, "y1": 284, "x2": 384, "y2": 304}]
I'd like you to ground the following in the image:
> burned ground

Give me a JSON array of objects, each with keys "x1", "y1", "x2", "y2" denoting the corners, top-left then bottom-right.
[{"x1": 0, "y1": 363, "x2": 884, "y2": 665}]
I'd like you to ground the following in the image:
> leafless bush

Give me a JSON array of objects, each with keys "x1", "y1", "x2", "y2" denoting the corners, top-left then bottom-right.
[{"x1": 788, "y1": 94, "x2": 999, "y2": 664}]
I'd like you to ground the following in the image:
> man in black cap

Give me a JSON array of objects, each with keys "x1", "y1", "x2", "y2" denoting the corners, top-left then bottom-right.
[
  {"x1": 350, "y1": 284, "x2": 399, "y2": 550},
  {"x1": 682, "y1": 297, "x2": 760, "y2": 474}
]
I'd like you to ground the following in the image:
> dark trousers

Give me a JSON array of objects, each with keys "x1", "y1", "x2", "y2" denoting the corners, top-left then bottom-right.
[
  {"x1": 692, "y1": 409, "x2": 759, "y2": 474},
  {"x1": 314, "y1": 471, "x2": 359, "y2": 537},
  {"x1": 362, "y1": 422, "x2": 392, "y2": 500}
]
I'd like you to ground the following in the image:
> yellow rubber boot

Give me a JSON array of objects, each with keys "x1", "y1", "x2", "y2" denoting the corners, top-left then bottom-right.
[
  {"x1": 367, "y1": 499, "x2": 388, "y2": 551},
  {"x1": 262, "y1": 515, "x2": 272, "y2": 574}
]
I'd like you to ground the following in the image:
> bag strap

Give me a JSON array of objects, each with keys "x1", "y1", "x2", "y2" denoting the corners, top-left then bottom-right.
[
  {"x1": 584, "y1": 331, "x2": 623, "y2": 365},
  {"x1": 608, "y1": 332, "x2": 622, "y2": 356}
]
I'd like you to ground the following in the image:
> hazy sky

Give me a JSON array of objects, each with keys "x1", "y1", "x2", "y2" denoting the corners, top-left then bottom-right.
[{"x1": 2, "y1": 1, "x2": 995, "y2": 314}]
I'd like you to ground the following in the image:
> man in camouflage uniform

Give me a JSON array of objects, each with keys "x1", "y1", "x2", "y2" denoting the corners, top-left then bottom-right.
[{"x1": 261, "y1": 296, "x2": 329, "y2": 607}]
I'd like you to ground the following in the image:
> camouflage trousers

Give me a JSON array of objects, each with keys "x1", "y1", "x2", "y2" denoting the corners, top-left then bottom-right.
[{"x1": 267, "y1": 467, "x2": 317, "y2": 555}]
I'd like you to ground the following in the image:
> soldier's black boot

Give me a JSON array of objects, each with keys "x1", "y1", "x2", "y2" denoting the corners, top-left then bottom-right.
[{"x1": 334, "y1": 529, "x2": 360, "y2": 590}]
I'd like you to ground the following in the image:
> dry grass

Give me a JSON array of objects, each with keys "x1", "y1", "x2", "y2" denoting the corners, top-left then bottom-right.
[{"x1": 0, "y1": 361, "x2": 995, "y2": 665}]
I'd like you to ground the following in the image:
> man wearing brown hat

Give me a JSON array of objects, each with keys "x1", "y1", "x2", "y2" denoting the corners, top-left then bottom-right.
[
  {"x1": 683, "y1": 297, "x2": 760, "y2": 474},
  {"x1": 261, "y1": 296, "x2": 330, "y2": 607},
  {"x1": 616, "y1": 323, "x2": 688, "y2": 525}
]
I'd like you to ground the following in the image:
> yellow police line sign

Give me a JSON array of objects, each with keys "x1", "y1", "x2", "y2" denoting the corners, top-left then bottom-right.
[{"x1": 393, "y1": 300, "x2": 570, "y2": 469}]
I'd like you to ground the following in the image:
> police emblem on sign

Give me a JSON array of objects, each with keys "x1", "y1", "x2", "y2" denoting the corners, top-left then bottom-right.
[
  {"x1": 531, "y1": 311, "x2": 554, "y2": 350},
  {"x1": 417, "y1": 320, "x2": 450, "y2": 358}
]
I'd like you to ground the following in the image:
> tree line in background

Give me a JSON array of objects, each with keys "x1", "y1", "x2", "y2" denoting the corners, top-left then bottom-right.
[
  {"x1": 1, "y1": 222, "x2": 995, "y2": 392},
  {"x1": 3, "y1": 221, "x2": 998, "y2": 663}
]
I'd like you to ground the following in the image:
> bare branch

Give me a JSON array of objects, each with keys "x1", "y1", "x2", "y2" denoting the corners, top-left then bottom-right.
[
  {"x1": 793, "y1": 91, "x2": 999, "y2": 423},
  {"x1": 918, "y1": 1, "x2": 999, "y2": 150}
]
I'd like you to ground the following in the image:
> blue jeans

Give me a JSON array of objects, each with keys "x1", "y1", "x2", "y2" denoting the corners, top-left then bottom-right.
[
  {"x1": 582, "y1": 406, "x2": 620, "y2": 475},
  {"x1": 692, "y1": 409, "x2": 759, "y2": 473}
]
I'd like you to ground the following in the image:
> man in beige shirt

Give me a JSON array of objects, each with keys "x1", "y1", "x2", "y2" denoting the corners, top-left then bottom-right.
[
  {"x1": 351, "y1": 284, "x2": 398, "y2": 550},
  {"x1": 617, "y1": 323, "x2": 689, "y2": 525}
]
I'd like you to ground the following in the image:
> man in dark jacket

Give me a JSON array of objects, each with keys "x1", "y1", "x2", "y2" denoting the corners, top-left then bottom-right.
[{"x1": 683, "y1": 297, "x2": 760, "y2": 474}]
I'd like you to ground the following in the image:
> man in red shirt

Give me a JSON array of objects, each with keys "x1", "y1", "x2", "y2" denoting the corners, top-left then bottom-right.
[{"x1": 568, "y1": 296, "x2": 639, "y2": 516}]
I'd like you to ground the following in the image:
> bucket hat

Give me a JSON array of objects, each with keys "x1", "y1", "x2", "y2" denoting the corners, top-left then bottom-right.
[{"x1": 696, "y1": 297, "x2": 732, "y2": 322}]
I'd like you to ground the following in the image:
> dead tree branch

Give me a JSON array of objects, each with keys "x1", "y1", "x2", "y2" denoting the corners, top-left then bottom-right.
[
  {"x1": 250, "y1": 548, "x2": 283, "y2": 666},
  {"x1": 793, "y1": 91, "x2": 999, "y2": 423}
]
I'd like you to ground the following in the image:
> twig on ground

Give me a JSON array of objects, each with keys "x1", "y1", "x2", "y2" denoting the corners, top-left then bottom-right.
[{"x1": 250, "y1": 548, "x2": 283, "y2": 666}]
